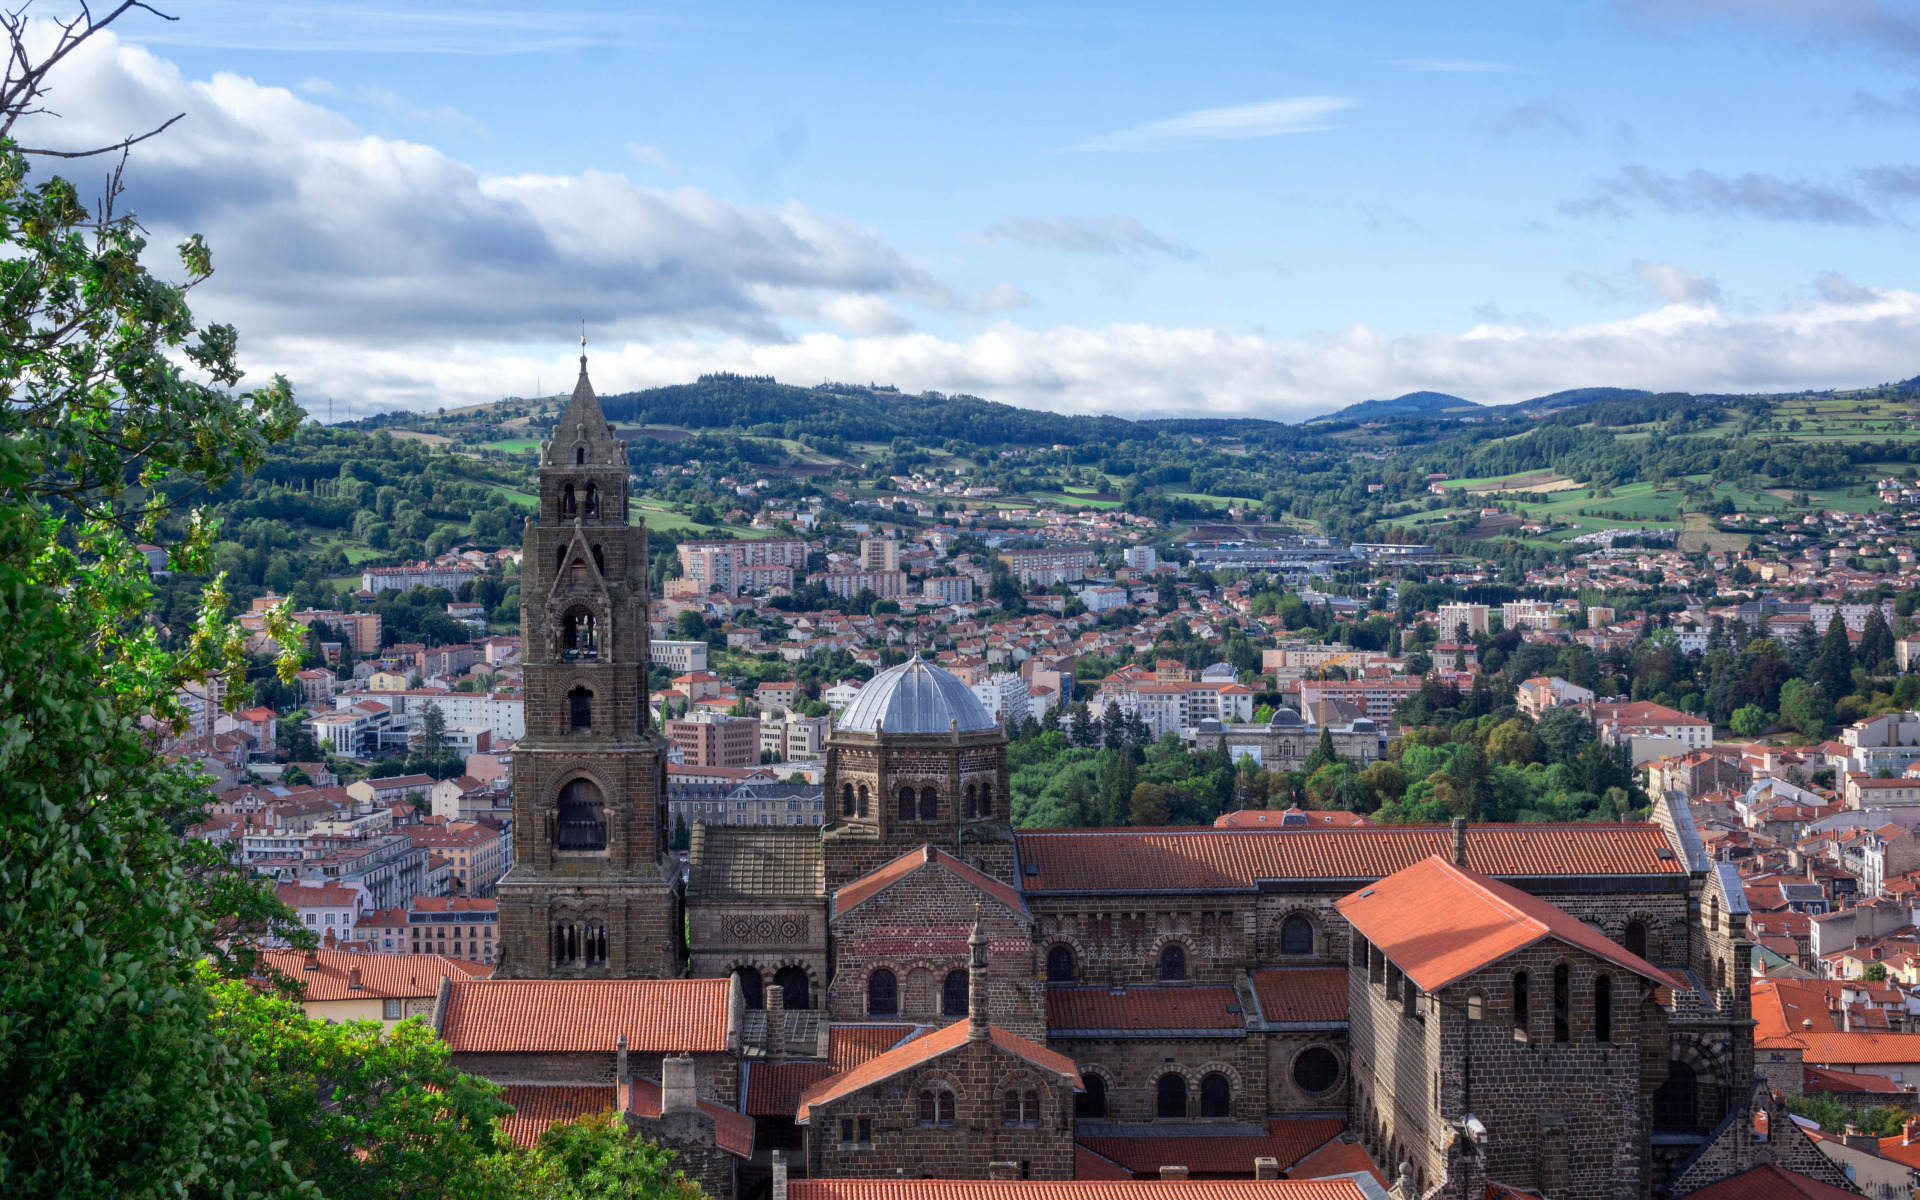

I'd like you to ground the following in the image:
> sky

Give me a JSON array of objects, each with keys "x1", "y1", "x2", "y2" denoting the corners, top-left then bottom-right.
[{"x1": 27, "y1": 0, "x2": 1920, "y2": 420}]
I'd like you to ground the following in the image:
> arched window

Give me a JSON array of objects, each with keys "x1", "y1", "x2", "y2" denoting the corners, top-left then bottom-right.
[
  {"x1": 842, "y1": 783, "x2": 856, "y2": 817},
  {"x1": 857, "y1": 785, "x2": 869, "y2": 817},
  {"x1": 917, "y1": 1088, "x2": 955, "y2": 1126},
  {"x1": 1292, "y1": 1047, "x2": 1340, "y2": 1094},
  {"x1": 591, "y1": 545, "x2": 605, "y2": 576},
  {"x1": 561, "y1": 482, "x2": 578, "y2": 518},
  {"x1": 1003, "y1": 1089, "x2": 1039, "y2": 1125},
  {"x1": 1199, "y1": 1073, "x2": 1231, "y2": 1119},
  {"x1": 1046, "y1": 944, "x2": 1075, "y2": 982},
  {"x1": 735, "y1": 967, "x2": 764, "y2": 1009},
  {"x1": 584, "y1": 482, "x2": 599, "y2": 518},
  {"x1": 868, "y1": 969, "x2": 898, "y2": 1017},
  {"x1": 1466, "y1": 991, "x2": 1485, "y2": 1022},
  {"x1": 1156, "y1": 1074, "x2": 1188, "y2": 1119},
  {"x1": 556, "y1": 778, "x2": 606, "y2": 851},
  {"x1": 1281, "y1": 914, "x2": 1314, "y2": 956},
  {"x1": 1160, "y1": 943, "x2": 1187, "y2": 982},
  {"x1": 1624, "y1": 921, "x2": 1648, "y2": 960},
  {"x1": 1652, "y1": 1061, "x2": 1697, "y2": 1132},
  {"x1": 569, "y1": 686, "x2": 593, "y2": 730},
  {"x1": 1594, "y1": 974, "x2": 1613, "y2": 1043},
  {"x1": 1553, "y1": 963, "x2": 1570, "y2": 1043},
  {"x1": 1512, "y1": 971, "x2": 1529, "y2": 1040},
  {"x1": 774, "y1": 965, "x2": 811, "y2": 1011},
  {"x1": 977, "y1": 784, "x2": 992, "y2": 817},
  {"x1": 898, "y1": 786, "x2": 916, "y2": 822},
  {"x1": 1075, "y1": 1074, "x2": 1107, "y2": 1120},
  {"x1": 920, "y1": 786, "x2": 938, "y2": 821},
  {"x1": 942, "y1": 970, "x2": 969, "y2": 1017},
  {"x1": 575, "y1": 445, "x2": 586, "y2": 465},
  {"x1": 562, "y1": 608, "x2": 597, "y2": 658}
]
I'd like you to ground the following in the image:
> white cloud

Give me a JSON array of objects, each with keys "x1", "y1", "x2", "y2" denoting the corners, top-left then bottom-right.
[
  {"x1": 1632, "y1": 260, "x2": 1721, "y2": 305},
  {"x1": 625, "y1": 142, "x2": 681, "y2": 173},
  {"x1": 974, "y1": 214, "x2": 1197, "y2": 259},
  {"x1": 1069, "y1": 96, "x2": 1354, "y2": 152}
]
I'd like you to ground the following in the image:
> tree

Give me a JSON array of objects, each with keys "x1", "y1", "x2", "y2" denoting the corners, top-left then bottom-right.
[
  {"x1": 1730, "y1": 705, "x2": 1771, "y2": 738},
  {"x1": 418, "y1": 699, "x2": 448, "y2": 755},
  {"x1": 672, "y1": 609, "x2": 707, "y2": 640},
  {"x1": 1129, "y1": 782, "x2": 1169, "y2": 826},
  {"x1": 1303, "y1": 727, "x2": 1338, "y2": 775},
  {"x1": 1863, "y1": 962, "x2": 1890, "y2": 983},
  {"x1": 0, "y1": 8, "x2": 310, "y2": 1194},
  {"x1": 1778, "y1": 678, "x2": 1835, "y2": 738},
  {"x1": 1812, "y1": 611, "x2": 1854, "y2": 702},
  {"x1": 1532, "y1": 707, "x2": 1595, "y2": 764},
  {"x1": 1861, "y1": 605, "x2": 1897, "y2": 673},
  {"x1": 1485, "y1": 718, "x2": 1535, "y2": 766}
]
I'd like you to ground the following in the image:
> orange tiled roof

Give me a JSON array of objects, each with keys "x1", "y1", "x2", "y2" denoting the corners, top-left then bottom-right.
[
  {"x1": 834, "y1": 845, "x2": 1025, "y2": 917},
  {"x1": 629, "y1": 1076, "x2": 754, "y2": 1157},
  {"x1": 1250, "y1": 969, "x2": 1348, "y2": 1024},
  {"x1": 1284, "y1": 1137, "x2": 1383, "y2": 1185},
  {"x1": 828, "y1": 1024, "x2": 918, "y2": 1072},
  {"x1": 498, "y1": 1084, "x2": 615, "y2": 1147},
  {"x1": 1046, "y1": 987, "x2": 1243, "y2": 1034},
  {"x1": 796, "y1": 1021, "x2": 1080, "y2": 1123},
  {"x1": 440, "y1": 978, "x2": 732, "y2": 1054},
  {"x1": 255, "y1": 949, "x2": 487, "y2": 1001},
  {"x1": 1777, "y1": 1030, "x2": 1920, "y2": 1066},
  {"x1": 1214, "y1": 810, "x2": 1371, "y2": 829},
  {"x1": 788, "y1": 1184, "x2": 1367, "y2": 1200},
  {"x1": 1335, "y1": 856, "x2": 1684, "y2": 993},
  {"x1": 1075, "y1": 1146, "x2": 1134, "y2": 1181},
  {"x1": 745, "y1": 1061, "x2": 838, "y2": 1116},
  {"x1": 1015, "y1": 826, "x2": 1682, "y2": 892},
  {"x1": 1078, "y1": 1119, "x2": 1345, "y2": 1178},
  {"x1": 1805, "y1": 1064, "x2": 1909, "y2": 1094},
  {"x1": 1673, "y1": 1164, "x2": 1861, "y2": 1199}
]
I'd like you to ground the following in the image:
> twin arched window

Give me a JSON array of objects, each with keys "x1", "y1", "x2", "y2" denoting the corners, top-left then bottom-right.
[
  {"x1": 1281, "y1": 914, "x2": 1314, "y2": 956},
  {"x1": 964, "y1": 782, "x2": 995, "y2": 818},
  {"x1": 868, "y1": 969, "x2": 898, "y2": 1017},
  {"x1": 921, "y1": 786, "x2": 938, "y2": 820},
  {"x1": 1159, "y1": 943, "x2": 1187, "y2": 982},
  {"x1": 917, "y1": 1087, "x2": 955, "y2": 1127},
  {"x1": 1003, "y1": 1089, "x2": 1040, "y2": 1125}
]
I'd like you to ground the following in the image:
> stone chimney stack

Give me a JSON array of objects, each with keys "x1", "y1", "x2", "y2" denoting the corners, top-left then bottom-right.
[
  {"x1": 1159, "y1": 1166, "x2": 1189, "y2": 1182},
  {"x1": 689, "y1": 819, "x2": 706, "y2": 866},
  {"x1": 1452, "y1": 816, "x2": 1469, "y2": 867},
  {"x1": 766, "y1": 984, "x2": 788, "y2": 1063},
  {"x1": 968, "y1": 909, "x2": 991, "y2": 1041},
  {"x1": 1253, "y1": 1158, "x2": 1280, "y2": 1180},
  {"x1": 662, "y1": 1053, "x2": 698, "y2": 1115},
  {"x1": 616, "y1": 1033, "x2": 628, "y2": 1085}
]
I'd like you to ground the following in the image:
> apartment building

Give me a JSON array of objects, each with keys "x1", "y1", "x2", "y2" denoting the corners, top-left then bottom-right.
[
  {"x1": 1434, "y1": 602, "x2": 1489, "y2": 638},
  {"x1": 676, "y1": 538, "x2": 807, "y2": 596},
  {"x1": 922, "y1": 575, "x2": 975, "y2": 604},
  {"x1": 361, "y1": 564, "x2": 481, "y2": 593},
  {"x1": 666, "y1": 711, "x2": 762, "y2": 768},
  {"x1": 652, "y1": 639, "x2": 710, "y2": 674},
  {"x1": 859, "y1": 537, "x2": 901, "y2": 571},
  {"x1": 999, "y1": 544, "x2": 1096, "y2": 586},
  {"x1": 1500, "y1": 599, "x2": 1559, "y2": 631},
  {"x1": 810, "y1": 568, "x2": 908, "y2": 599}
]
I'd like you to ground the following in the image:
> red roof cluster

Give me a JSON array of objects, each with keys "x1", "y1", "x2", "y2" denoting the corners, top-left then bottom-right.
[
  {"x1": 1015, "y1": 826, "x2": 1682, "y2": 892},
  {"x1": 497, "y1": 1084, "x2": 615, "y2": 1147},
  {"x1": 628, "y1": 1076, "x2": 755, "y2": 1157}
]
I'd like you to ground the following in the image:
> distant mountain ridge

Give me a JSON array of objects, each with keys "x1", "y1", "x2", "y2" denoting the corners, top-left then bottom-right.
[{"x1": 1318, "y1": 391, "x2": 1478, "y2": 422}]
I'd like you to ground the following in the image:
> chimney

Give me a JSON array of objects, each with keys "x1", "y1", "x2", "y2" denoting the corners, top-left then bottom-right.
[
  {"x1": 662, "y1": 1053, "x2": 698, "y2": 1115},
  {"x1": 616, "y1": 1033, "x2": 628, "y2": 1087},
  {"x1": 1905, "y1": 1115, "x2": 1920, "y2": 1145},
  {"x1": 303, "y1": 949, "x2": 320, "y2": 971},
  {"x1": 689, "y1": 820, "x2": 706, "y2": 866},
  {"x1": 1843, "y1": 1123, "x2": 1879, "y2": 1151},
  {"x1": 968, "y1": 909, "x2": 991, "y2": 1041},
  {"x1": 772, "y1": 1151, "x2": 788, "y2": 1200},
  {"x1": 989, "y1": 1163, "x2": 1020, "y2": 1181},
  {"x1": 1158, "y1": 1167, "x2": 1189, "y2": 1182},
  {"x1": 1452, "y1": 817, "x2": 1468, "y2": 867},
  {"x1": 766, "y1": 984, "x2": 788, "y2": 1063},
  {"x1": 347, "y1": 966, "x2": 363, "y2": 991},
  {"x1": 1253, "y1": 1157, "x2": 1281, "y2": 1180}
]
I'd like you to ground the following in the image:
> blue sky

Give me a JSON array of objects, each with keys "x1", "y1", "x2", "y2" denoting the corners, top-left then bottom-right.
[{"x1": 37, "y1": 1, "x2": 1920, "y2": 418}]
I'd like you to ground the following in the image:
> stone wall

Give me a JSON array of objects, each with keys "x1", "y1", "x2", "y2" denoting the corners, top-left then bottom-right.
[
  {"x1": 1051, "y1": 1034, "x2": 1257, "y2": 1125},
  {"x1": 628, "y1": 1109, "x2": 739, "y2": 1200}
]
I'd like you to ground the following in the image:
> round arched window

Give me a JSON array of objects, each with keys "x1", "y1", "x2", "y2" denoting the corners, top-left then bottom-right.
[
  {"x1": 942, "y1": 970, "x2": 969, "y2": 1017},
  {"x1": 868, "y1": 969, "x2": 898, "y2": 1017},
  {"x1": 774, "y1": 965, "x2": 811, "y2": 1011},
  {"x1": 1046, "y1": 944, "x2": 1075, "y2": 982},
  {"x1": 556, "y1": 778, "x2": 606, "y2": 851},
  {"x1": 1281, "y1": 914, "x2": 1314, "y2": 956},
  {"x1": 1292, "y1": 1047, "x2": 1340, "y2": 1094},
  {"x1": 735, "y1": 967, "x2": 764, "y2": 1009},
  {"x1": 1199, "y1": 1073, "x2": 1231, "y2": 1119},
  {"x1": 1156, "y1": 1074, "x2": 1187, "y2": 1119},
  {"x1": 1159, "y1": 943, "x2": 1187, "y2": 982}
]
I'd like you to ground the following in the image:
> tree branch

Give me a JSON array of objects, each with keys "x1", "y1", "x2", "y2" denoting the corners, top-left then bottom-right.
[{"x1": 16, "y1": 110, "x2": 182, "y2": 158}]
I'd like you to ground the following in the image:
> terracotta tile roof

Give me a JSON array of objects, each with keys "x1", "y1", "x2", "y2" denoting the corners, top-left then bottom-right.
[
  {"x1": 1250, "y1": 969, "x2": 1348, "y2": 1024},
  {"x1": 1673, "y1": 1164, "x2": 1860, "y2": 1200},
  {"x1": 1015, "y1": 826, "x2": 1683, "y2": 892},
  {"x1": 1213, "y1": 809, "x2": 1370, "y2": 829},
  {"x1": 498, "y1": 1084, "x2": 615, "y2": 1147},
  {"x1": 1046, "y1": 987, "x2": 1243, "y2": 1034},
  {"x1": 828, "y1": 1024, "x2": 918, "y2": 1072},
  {"x1": 1077, "y1": 1119, "x2": 1344, "y2": 1178},
  {"x1": 788, "y1": 1183, "x2": 1366, "y2": 1200},
  {"x1": 834, "y1": 845, "x2": 1024, "y2": 917},
  {"x1": 411, "y1": 896, "x2": 498, "y2": 913},
  {"x1": 275, "y1": 883, "x2": 362, "y2": 909},
  {"x1": 1283, "y1": 1137, "x2": 1383, "y2": 1186},
  {"x1": 629, "y1": 1076, "x2": 754, "y2": 1157},
  {"x1": 1778, "y1": 1030, "x2": 1920, "y2": 1066},
  {"x1": 796, "y1": 1021, "x2": 1080, "y2": 1123},
  {"x1": 1335, "y1": 856, "x2": 1684, "y2": 993},
  {"x1": 256, "y1": 949, "x2": 487, "y2": 1001},
  {"x1": 745, "y1": 1061, "x2": 838, "y2": 1116},
  {"x1": 439, "y1": 978, "x2": 732, "y2": 1054},
  {"x1": 1075, "y1": 1146, "x2": 1133, "y2": 1181},
  {"x1": 1804, "y1": 1064, "x2": 1909, "y2": 1094}
]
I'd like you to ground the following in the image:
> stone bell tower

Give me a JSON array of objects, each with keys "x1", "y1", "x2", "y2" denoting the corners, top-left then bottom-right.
[{"x1": 495, "y1": 341, "x2": 679, "y2": 978}]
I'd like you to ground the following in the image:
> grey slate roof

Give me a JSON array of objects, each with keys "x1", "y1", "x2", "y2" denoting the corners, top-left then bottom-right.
[{"x1": 688, "y1": 824, "x2": 825, "y2": 900}]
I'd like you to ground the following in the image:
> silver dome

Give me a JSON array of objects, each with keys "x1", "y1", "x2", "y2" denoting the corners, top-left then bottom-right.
[{"x1": 836, "y1": 657, "x2": 997, "y2": 735}]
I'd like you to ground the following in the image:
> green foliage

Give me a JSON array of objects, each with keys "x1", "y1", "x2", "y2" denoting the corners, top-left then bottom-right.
[
  {"x1": 496, "y1": 1110, "x2": 706, "y2": 1200},
  {"x1": 1863, "y1": 962, "x2": 1890, "y2": 982},
  {"x1": 1779, "y1": 678, "x2": 1835, "y2": 738},
  {"x1": 1730, "y1": 705, "x2": 1771, "y2": 738},
  {"x1": 1786, "y1": 1093, "x2": 1908, "y2": 1137}
]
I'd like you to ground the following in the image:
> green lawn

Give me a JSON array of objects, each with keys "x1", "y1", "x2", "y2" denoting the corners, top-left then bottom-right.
[
  {"x1": 1028, "y1": 491, "x2": 1122, "y2": 510},
  {"x1": 632, "y1": 503, "x2": 775, "y2": 538},
  {"x1": 490, "y1": 486, "x2": 538, "y2": 508}
]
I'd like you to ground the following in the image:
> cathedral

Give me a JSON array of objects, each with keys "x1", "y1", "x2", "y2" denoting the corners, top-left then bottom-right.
[{"x1": 477, "y1": 355, "x2": 1846, "y2": 1199}]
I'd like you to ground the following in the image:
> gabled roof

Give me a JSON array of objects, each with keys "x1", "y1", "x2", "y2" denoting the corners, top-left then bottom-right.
[
  {"x1": 1015, "y1": 825, "x2": 1683, "y2": 892},
  {"x1": 628, "y1": 1076, "x2": 754, "y2": 1157},
  {"x1": 834, "y1": 844, "x2": 1024, "y2": 917},
  {"x1": 788, "y1": 1183, "x2": 1367, "y2": 1200},
  {"x1": 439, "y1": 978, "x2": 732, "y2": 1054},
  {"x1": 744, "y1": 1061, "x2": 838, "y2": 1117},
  {"x1": 1046, "y1": 987, "x2": 1243, "y2": 1035},
  {"x1": 1283, "y1": 1137, "x2": 1384, "y2": 1186},
  {"x1": 1250, "y1": 969, "x2": 1348, "y2": 1025},
  {"x1": 255, "y1": 949, "x2": 487, "y2": 1001},
  {"x1": 796, "y1": 1020, "x2": 1080, "y2": 1123},
  {"x1": 1672, "y1": 1164, "x2": 1859, "y2": 1200},
  {"x1": 1335, "y1": 856, "x2": 1683, "y2": 993}
]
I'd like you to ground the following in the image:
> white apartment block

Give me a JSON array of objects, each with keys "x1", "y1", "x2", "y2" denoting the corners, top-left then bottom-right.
[
  {"x1": 760, "y1": 714, "x2": 831, "y2": 760},
  {"x1": 361, "y1": 564, "x2": 481, "y2": 593},
  {"x1": 859, "y1": 538, "x2": 901, "y2": 571},
  {"x1": 652, "y1": 639, "x2": 710, "y2": 674},
  {"x1": 1125, "y1": 545, "x2": 1158, "y2": 571},
  {"x1": 971, "y1": 672, "x2": 1032, "y2": 725},
  {"x1": 1500, "y1": 600, "x2": 1558, "y2": 631},
  {"x1": 1435, "y1": 603, "x2": 1489, "y2": 638},
  {"x1": 812, "y1": 569, "x2": 907, "y2": 599},
  {"x1": 677, "y1": 538, "x2": 807, "y2": 597},
  {"x1": 922, "y1": 575, "x2": 975, "y2": 604}
]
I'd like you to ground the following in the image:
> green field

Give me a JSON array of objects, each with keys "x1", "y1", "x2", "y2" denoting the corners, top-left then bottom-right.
[
  {"x1": 490, "y1": 486, "x2": 538, "y2": 508},
  {"x1": 632, "y1": 503, "x2": 774, "y2": 538},
  {"x1": 1028, "y1": 491, "x2": 1122, "y2": 510}
]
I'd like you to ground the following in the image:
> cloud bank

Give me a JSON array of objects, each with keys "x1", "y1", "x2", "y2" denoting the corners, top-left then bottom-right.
[{"x1": 23, "y1": 27, "x2": 1920, "y2": 423}]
